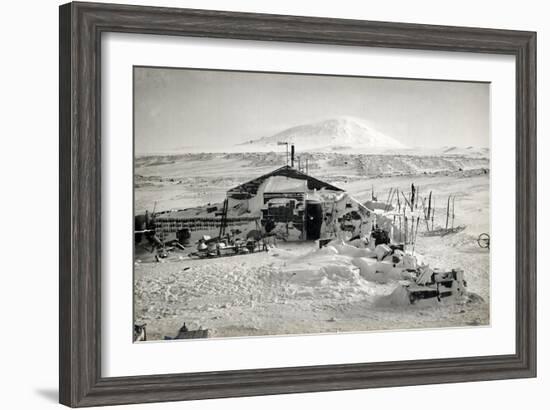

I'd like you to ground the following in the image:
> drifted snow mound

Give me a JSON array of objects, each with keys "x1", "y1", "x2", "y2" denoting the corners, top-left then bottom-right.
[
  {"x1": 281, "y1": 245, "x2": 376, "y2": 297},
  {"x1": 317, "y1": 240, "x2": 377, "y2": 259},
  {"x1": 352, "y1": 257, "x2": 412, "y2": 283},
  {"x1": 286, "y1": 241, "x2": 374, "y2": 264},
  {"x1": 375, "y1": 285, "x2": 413, "y2": 307},
  {"x1": 332, "y1": 243, "x2": 376, "y2": 258},
  {"x1": 289, "y1": 263, "x2": 362, "y2": 287},
  {"x1": 239, "y1": 117, "x2": 407, "y2": 152},
  {"x1": 284, "y1": 248, "x2": 363, "y2": 286},
  {"x1": 281, "y1": 242, "x2": 407, "y2": 297}
]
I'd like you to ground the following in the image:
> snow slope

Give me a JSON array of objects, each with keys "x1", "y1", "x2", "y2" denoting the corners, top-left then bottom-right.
[{"x1": 239, "y1": 117, "x2": 407, "y2": 152}]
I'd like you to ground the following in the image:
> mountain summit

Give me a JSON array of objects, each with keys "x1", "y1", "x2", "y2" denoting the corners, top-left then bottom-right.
[{"x1": 239, "y1": 117, "x2": 407, "y2": 152}]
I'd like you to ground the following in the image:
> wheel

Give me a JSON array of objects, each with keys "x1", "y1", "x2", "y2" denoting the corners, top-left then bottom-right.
[{"x1": 477, "y1": 233, "x2": 490, "y2": 249}]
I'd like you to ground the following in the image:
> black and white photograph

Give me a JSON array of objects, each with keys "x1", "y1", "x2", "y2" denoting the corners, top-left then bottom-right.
[
  {"x1": 133, "y1": 66, "x2": 491, "y2": 342},
  {"x1": 6, "y1": 0, "x2": 549, "y2": 406},
  {"x1": 0, "y1": 0, "x2": 543, "y2": 408}
]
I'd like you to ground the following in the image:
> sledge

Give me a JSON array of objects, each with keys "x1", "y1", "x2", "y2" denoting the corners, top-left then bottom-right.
[
  {"x1": 190, "y1": 198, "x2": 268, "y2": 259},
  {"x1": 164, "y1": 323, "x2": 210, "y2": 340},
  {"x1": 404, "y1": 268, "x2": 466, "y2": 304},
  {"x1": 164, "y1": 329, "x2": 210, "y2": 340},
  {"x1": 190, "y1": 237, "x2": 267, "y2": 259},
  {"x1": 422, "y1": 225, "x2": 466, "y2": 237}
]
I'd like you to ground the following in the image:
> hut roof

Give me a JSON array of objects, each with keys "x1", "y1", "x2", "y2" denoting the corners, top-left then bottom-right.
[{"x1": 227, "y1": 165, "x2": 344, "y2": 196}]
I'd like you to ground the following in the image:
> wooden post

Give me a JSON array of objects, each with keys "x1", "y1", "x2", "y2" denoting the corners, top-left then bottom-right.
[
  {"x1": 431, "y1": 197, "x2": 435, "y2": 231},
  {"x1": 427, "y1": 191, "x2": 432, "y2": 225},
  {"x1": 397, "y1": 188, "x2": 401, "y2": 213},
  {"x1": 404, "y1": 207, "x2": 408, "y2": 245},
  {"x1": 445, "y1": 195, "x2": 450, "y2": 230},
  {"x1": 422, "y1": 197, "x2": 430, "y2": 230},
  {"x1": 219, "y1": 199, "x2": 228, "y2": 238},
  {"x1": 412, "y1": 216, "x2": 420, "y2": 254},
  {"x1": 401, "y1": 191, "x2": 413, "y2": 211},
  {"x1": 399, "y1": 214, "x2": 402, "y2": 243},
  {"x1": 451, "y1": 196, "x2": 456, "y2": 229},
  {"x1": 385, "y1": 188, "x2": 396, "y2": 212},
  {"x1": 384, "y1": 187, "x2": 393, "y2": 210},
  {"x1": 410, "y1": 214, "x2": 414, "y2": 244}
]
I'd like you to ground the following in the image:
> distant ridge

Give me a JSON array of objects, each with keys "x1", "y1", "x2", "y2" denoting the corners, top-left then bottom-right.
[{"x1": 440, "y1": 146, "x2": 490, "y2": 157}]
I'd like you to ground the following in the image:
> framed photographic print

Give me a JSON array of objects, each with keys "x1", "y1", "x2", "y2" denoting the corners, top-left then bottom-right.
[{"x1": 59, "y1": 1, "x2": 536, "y2": 407}]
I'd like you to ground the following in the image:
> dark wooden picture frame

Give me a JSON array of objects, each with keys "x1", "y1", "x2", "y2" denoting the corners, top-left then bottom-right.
[{"x1": 59, "y1": 1, "x2": 536, "y2": 407}]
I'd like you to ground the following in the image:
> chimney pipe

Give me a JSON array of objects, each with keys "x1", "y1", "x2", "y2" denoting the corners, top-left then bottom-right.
[{"x1": 290, "y1": 145, "x2": 295, "y2": 168}]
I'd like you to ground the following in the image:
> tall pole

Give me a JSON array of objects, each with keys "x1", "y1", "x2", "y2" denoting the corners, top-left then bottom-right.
[
  {"x1": 427, "y1": 191, "x2": 432, "y2": 230},
  {"x1": 445, "y1": 195, "x2": 450, "y2": 230},
  {"x1": 431, "y1": 198, "x2": 435, "y2": 230},
  {"x1": 451, "y1": 196, "x2": 456, "y2": 229}
]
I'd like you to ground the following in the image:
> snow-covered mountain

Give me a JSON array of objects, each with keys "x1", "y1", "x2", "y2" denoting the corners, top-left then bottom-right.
[{"x1": 238, "y1": 117, "x2": 407, "y2": 152}]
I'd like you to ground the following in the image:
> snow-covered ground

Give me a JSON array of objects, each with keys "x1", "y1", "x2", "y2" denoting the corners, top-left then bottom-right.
[
  {"x1": 134, "y1": 150, "x2": 490, "y2": 340},
  {"x1": 135, "y1": 241, "x2": 488, "y2": 340},
  {"x1": 134, "y1": 151, "x2": 489, "y2": 213}
]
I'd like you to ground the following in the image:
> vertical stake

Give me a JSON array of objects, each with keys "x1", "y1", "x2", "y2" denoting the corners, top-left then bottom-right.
[
  {"x1": 445, "y1": 195, "x2": 450, "y2": 230},
  {"x1": 431, "y1": 197, "x2": 435, "y2": 231}
]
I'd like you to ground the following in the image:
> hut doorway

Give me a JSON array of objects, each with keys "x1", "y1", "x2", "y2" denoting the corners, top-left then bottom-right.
[{"x1": 305, "y1": 201, "x2": 323, "y2": 240}]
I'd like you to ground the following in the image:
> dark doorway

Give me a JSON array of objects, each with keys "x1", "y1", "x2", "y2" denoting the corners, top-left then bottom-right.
[{"x1": 306, "y1": 201, "x2": 323, "y2": 240}]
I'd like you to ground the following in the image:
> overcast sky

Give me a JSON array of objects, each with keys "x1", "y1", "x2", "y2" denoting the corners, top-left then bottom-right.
[{"x1": 134, "y1": 66, "x2": 490, "y2": 154}]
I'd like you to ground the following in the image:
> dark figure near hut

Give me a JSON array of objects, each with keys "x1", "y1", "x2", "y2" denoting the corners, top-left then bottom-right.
[
  {"x1": 264, "y1": 216, "x2": 276, "y2": 234},
  {"x1": 372, "y1": 226, "x2": 391, "y2": 246}
]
